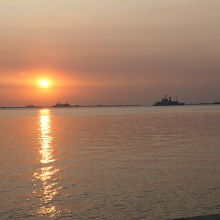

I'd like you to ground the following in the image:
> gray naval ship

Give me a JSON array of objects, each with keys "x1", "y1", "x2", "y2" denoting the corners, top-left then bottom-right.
[{"x1": 153, "y1": 95, "x2": 185, "y2": 106}]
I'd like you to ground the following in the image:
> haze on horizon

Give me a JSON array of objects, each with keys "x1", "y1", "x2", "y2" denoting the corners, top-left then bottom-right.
[{"x1": 0, "y1": 0, "x2": 220, "y2": 106}]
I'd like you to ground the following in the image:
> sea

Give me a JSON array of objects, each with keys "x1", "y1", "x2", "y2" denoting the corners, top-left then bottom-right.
[{"x1": 0, "y1": 105, "x2": 220, "y2": 220}]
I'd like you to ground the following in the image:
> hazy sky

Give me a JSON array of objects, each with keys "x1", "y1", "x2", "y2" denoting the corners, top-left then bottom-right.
[{"x1": 0, "y1": 0, "x2": 220, "y2": 106}]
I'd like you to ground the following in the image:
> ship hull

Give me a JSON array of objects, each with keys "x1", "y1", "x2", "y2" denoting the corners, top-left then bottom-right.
[{"x1": 153, "y1": 102, "x2": 185, "y2": 106}]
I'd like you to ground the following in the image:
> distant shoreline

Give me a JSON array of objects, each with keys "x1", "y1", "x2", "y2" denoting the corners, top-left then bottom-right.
[
  {"x1": 0, "y1": 104, "x2": 141, "y2": 109},
  {"x1": 1, "y1": 103, "x2": 220, "y2": 109}
]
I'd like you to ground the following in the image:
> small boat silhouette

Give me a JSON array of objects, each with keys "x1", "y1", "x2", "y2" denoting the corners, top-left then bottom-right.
[{"x1": 53, "y1": 102, "x2": 72, "y2": 107}]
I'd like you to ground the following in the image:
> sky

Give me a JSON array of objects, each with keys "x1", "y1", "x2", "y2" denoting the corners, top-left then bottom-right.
[{"x1": 0, "y1": 0, "x2": 220, "y2": 106}]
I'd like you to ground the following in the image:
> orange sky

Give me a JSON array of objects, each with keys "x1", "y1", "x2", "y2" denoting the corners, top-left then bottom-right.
[{"x1": 0, "y1": 0, "x2": 220, "y2": 106}]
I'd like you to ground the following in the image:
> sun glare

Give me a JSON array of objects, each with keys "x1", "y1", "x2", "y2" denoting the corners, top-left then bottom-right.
[{"x1": 40, "y1": 80, "x2": 49, "y2": 88}]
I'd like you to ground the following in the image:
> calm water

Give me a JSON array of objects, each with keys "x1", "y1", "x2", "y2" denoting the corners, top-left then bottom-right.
[{"x1": 0, "y1": 106, "x2": 220, "y2": 220}]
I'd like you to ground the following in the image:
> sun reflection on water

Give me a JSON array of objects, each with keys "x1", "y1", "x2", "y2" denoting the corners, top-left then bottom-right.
[
  {"x1": 33, "y1": 109, "x2": 61, "y2": 218},
  {"x1": 39, "y1": 112, "x2": 54, "y2": 164}
]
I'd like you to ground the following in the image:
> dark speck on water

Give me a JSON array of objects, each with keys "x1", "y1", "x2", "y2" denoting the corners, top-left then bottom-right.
[{"x1": 169, "y1": 213, "x2": 220, "y2": 220}]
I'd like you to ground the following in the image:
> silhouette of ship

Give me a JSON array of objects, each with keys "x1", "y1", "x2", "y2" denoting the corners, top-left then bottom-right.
[
  {"x1": 153, "y1": 95, "x2": 185, "y2": 106},
  {"x1": 53, "y1": 102, "x2": 72, "y2": 107},
  {"x1": 26, "y1": 104, "x2": 37, "y2": 108}
]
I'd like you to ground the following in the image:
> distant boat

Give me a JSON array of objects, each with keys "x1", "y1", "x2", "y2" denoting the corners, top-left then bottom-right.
[
  {"x1": 153, "y1": 95, "x2": 185, "y2": 106},
  {"x1": 53, "y1": 102, "x2": 72, "y2": 107},
  {"x1": 26, "y1": 104, "x2": 37, "y2": 108}
]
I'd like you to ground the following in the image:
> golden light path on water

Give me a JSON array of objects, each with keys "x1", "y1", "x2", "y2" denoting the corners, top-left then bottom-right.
[{"x1": 33, "y1": 109, "x2": 61, "y2": 218}]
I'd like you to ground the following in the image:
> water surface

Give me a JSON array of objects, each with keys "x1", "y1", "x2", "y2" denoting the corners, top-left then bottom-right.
[{"x1": 0, "y1": 105, "x2": 220, "y2": 219}]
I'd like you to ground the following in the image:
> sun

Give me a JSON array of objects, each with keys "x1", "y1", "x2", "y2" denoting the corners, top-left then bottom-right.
[{"x1": 40, "y1": 80, "x2": 49, "y2": 88}]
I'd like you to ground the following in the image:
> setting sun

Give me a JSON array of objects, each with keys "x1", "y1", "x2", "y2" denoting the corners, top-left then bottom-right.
[{"x1": 40, "y1": 80, "x2": 49, "y2": 88}]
